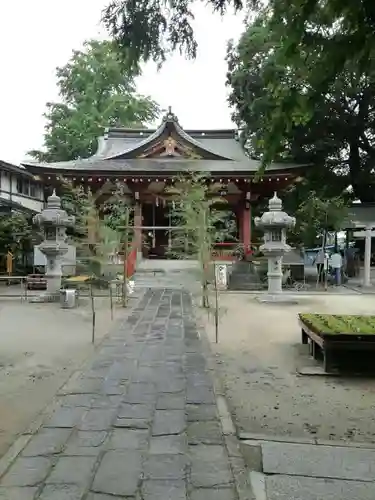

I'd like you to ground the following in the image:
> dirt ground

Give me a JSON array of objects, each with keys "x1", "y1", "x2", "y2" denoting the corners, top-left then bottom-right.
[
  {"x1": 0, "y1": 292, "x2": 127, "y2": 457},
  {"x1": 201, "y1": 292, "x2": 375, "y2": 444}
]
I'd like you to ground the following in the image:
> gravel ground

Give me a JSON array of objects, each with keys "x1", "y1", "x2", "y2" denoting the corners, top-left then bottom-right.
[
  {"x1": 200, "y1": 292, "x2": 375, "y2": 444},
  {"x1": 0, "y1": 292, "x2": 129, "y2": 456}
]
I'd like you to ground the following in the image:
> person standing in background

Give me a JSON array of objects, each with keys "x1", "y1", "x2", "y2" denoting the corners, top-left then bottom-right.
[{"x1": 330, "y1": 248, "x2": 343, "y2": 286}]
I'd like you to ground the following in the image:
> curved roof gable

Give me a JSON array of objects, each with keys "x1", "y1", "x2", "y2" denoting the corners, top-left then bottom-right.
[
  {"x1": 21, "y1": 106, "x2": 309, "y2": 175},
  {"x1": 95, "y1": 107, "x2": 245, "y2": 161}
]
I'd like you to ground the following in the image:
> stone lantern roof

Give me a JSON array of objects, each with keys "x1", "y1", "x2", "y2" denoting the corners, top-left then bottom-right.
[
  {"x1": 33, "y1": 190, "x2": 75, "y2": 227},
  {"x1": 254, "y1": 192, "x2": 296, "y2": 230},
  {"x1": 269, "y1": 192, "x2": 282, "y2": 211}
]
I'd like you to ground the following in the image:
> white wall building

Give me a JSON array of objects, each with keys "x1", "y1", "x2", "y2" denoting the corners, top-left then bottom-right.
[{"x1": 0, "y1": 160, "x2": 44, "y2": 214}]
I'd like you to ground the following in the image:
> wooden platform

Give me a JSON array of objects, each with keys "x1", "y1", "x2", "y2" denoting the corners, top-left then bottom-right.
[{"x1": 299, "y1": 317, "x2": 375, "y2": 372}]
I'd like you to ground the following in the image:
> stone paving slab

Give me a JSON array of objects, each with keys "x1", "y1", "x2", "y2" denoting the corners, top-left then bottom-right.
[
  {"x1": 266, "y1": 474, "x2": 375, "y2": 500},
  {"x1": 0, "y1": 288, "x2": 239, "y2": 499},
  {"x1": 262, "y1": 441, "x2": 375, "y2": 482},
  {"x1": 0, "y1": 488, "x2": 38, "y2": 500}
]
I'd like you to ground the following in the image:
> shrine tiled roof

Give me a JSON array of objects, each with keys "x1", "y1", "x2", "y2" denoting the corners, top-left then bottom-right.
[{"x1": 22, "y1": 107, "x2": 307, "y2": 176}]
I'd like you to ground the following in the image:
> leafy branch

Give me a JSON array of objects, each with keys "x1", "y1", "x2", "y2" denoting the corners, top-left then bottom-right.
[{"x1": 167, "y1": 172, "x2": 234, "y2": 308}]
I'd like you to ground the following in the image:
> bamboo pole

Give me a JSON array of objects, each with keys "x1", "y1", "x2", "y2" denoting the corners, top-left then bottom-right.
[
  {"x1": 214, "y1": 263, "x2": 219, "y2": 343},
  {"x1": 109, "y1": 284, "x2": 113, "y2": 320},
  {"x1": 201, "y1": 206, "x2": 210, "y2": 308},
  {"x1": 90, "y1": 283, "x2": 96, "y2": 344}
]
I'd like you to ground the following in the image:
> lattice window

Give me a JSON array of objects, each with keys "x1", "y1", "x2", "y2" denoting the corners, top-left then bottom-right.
[{"x1": 271, "y1": 229, "x2": 282, "y2": 242}]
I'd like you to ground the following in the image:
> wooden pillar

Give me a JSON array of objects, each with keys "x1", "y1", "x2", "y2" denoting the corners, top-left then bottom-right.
[
  {"x1": 168, "y1": 204, "x2": 172, "y2": 251},
  {"x1": 238, "y1": 209, "x2": 243, "y2": 243}
]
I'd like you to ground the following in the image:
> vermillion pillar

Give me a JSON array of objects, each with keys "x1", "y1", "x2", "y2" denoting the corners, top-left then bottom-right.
[
  {"x1": 134, "y1": 202, "x2": 142, "y2": 262},
  {"x1": 241, "y1": 204, "x2": 251, "y2": 255}
]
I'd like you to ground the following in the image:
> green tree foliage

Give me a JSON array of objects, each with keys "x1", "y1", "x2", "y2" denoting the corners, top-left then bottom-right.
[
  {"x1": 167, "y1": 173, "x2": 233, "y2": 307},
  {"x1": 102, "y1": 0, "x2": 375, "y2": 177},
  {"x1": 59, "y1": 179, "x2": 132, "y2": 276},
  {"x1": 0, "y1": 213, "x2": 36, "y2": 263},
  {"x1": 102, "y1": 182, "x2": 134, "y2": 236},
  {"x1": 102, "y1": 0, "x2": 245, "y2": 68},
  {"x1": 240, "y1": 4, "x2": 375, "y2": 177},
  {"x1": 102, "y1": 0, "x2": 374, "y2": 74},
  {"x1": 227, "y1": 13, "x2": 375, "y2": 202},
  {"x1": 29, "y1": 40, "x2": 159, "y2": 162},
  {"x1": 263, "y1": 0, "x2": 375, "y2": 145},
  {"x1": 59, "y1": 180, "x2": 91, "y2": 237},
  {"x1": 60, "y1": 179, "x2": 132, "y2": 237},
  {"x1": 291, "y1": 192, "x2": 349, "y2": 248}
]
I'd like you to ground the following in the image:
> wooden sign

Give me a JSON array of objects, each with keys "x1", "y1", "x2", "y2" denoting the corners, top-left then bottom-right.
[{"x1": 215, "y1": 264, "x2": 228, "y2": 289}]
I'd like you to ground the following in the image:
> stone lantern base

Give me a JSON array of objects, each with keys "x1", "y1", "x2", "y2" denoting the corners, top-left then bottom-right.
[
  {"x1": 29, "y1": 289, "x2": 61, "y2": 303},
  {"x1": 29, "y1": 267, "x2": 65, "y2": 303},
  {"x1": 256, "y1": 293, "x2": 299, "y2": 305}
]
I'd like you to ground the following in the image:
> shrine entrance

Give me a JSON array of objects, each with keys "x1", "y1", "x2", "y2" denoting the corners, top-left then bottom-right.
[
  {"x1": 140, "y1": 201, "x2": 241, "y2": 260},
  {"x1": 141, "y1": 202, "x2": 175, "y2": 259}
]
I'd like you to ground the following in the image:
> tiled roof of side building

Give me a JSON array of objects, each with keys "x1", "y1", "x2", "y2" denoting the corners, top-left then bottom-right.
[{"x1": 0, "y1": 159, "x2": 35, "y2": 178}]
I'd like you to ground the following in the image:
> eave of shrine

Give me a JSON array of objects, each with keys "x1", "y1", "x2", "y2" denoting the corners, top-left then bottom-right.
[
  {"x1": 21, "y1": 107, "x2": 309, "y2": 180},
  {"x1": 22, "y1": 158, "x2": 305, "y2": 177}
]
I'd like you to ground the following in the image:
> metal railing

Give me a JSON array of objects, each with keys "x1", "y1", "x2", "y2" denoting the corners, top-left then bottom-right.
[{"x1": 0, "y1": 275, "x2": 29, "y2": 299}]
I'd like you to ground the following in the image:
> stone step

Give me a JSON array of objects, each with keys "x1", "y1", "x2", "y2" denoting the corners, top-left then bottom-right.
[
  {"x1": 228, "y1": 284, "x2": 264, "y2": 291},
  {"x1": 134, "y1": 270, "x2": 199, "y2": 291},
  {"x1": 229, "y1": 274, "x2": 262, "y2": 283},
  {"x1": 262, "y1": 441, "x2": 375, "y2": 481},
  {"x1": 229, "y1": 276, "x2": 260, "y2": 284},
  {"x1": 265, "y1": 474, "x2": 375, "y2": 500},
  {"x1": 231, "y1": 261, "x2": 254, "y2": 271},
  {"x1": 228, "y1": 277, "x2": 261, "y2": 284}
]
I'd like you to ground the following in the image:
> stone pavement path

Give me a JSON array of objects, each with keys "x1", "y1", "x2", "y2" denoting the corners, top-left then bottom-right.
[{"x1": 0, "y1": 288, "x2": 240, "y2": 500}]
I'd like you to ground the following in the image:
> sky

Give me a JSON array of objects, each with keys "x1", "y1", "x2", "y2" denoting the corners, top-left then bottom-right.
[{"x1": 0, "y1": 1, "x2": 244, "y2": 164}]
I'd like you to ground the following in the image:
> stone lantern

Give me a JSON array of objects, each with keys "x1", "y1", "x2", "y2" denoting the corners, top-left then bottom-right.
[
  {"x1": 32, "y1": 190, "x2": 75, "y2": 301},
  {"x1": 254, "y1": 192, "x2": 296, "y2": 300}
]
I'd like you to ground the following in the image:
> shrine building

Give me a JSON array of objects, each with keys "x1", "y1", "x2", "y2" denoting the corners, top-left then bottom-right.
[{"x1": 22, "y1": 108, "x2": 306, "y2": 260}]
